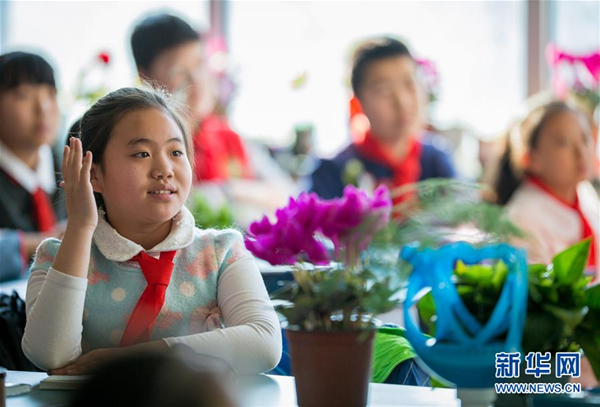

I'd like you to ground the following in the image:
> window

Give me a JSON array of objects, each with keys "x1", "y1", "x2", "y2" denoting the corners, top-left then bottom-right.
[
  {"x1": 550, "y1": 0, "x2": 599, "y2": 53},
  {"x1": 228, "y1": 1, "x2": 527, "y2": 155},
  {"x1": 4, "y1": 1, "x2": 209, "y2": 126}
]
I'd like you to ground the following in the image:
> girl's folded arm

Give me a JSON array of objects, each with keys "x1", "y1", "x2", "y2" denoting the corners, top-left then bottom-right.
[
  {"x1": 163, "y1": 256, "x2": 282, "y2": 375},
  {"x1": 22, "y1": 260, "x2": 88, "y2": 371}
]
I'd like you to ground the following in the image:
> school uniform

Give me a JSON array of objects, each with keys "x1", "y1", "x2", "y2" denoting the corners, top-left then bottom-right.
[
  {"x1": 0, "y1": 141, "x2": 66, "y2": 280},
  {"x1": 22, "y1": 206, "x2": 281, "y2": 374},
  {"x1": 310, "y1": 131, "x2": 456, "y2": 202},
  {"x1": 506, "y1": 177, "x2": 599, "y2": 279}
]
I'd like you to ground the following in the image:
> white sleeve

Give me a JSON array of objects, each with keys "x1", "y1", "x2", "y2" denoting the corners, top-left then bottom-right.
[
  {"x1": 22, "y1": 267, "x2": 88, "y2": 371},
  {"x1": 163, "y1": 256, "x2": 282, "y2": 375},
  {"x1": 507, "y1": 211, "x2": 555, "y2": 265}
]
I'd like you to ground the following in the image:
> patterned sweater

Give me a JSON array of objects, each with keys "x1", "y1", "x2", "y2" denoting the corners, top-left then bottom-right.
[{"x1": 22, "y1": 207, "x2": 281, "y2": 374}]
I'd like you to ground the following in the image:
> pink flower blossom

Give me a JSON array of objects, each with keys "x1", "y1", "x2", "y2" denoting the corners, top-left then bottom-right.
[{"x1": 245, "y1": 185, "x2": 391, "y2": 267}]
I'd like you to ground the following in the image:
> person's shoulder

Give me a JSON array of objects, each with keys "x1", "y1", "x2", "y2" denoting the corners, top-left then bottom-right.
[
  {"x1": 36, "y1": 237, "x2": 62, "y2": 253},
  {"x1": 30, "y1": 237, "x2": 62, "y2": 271},
  {"x1": 577, "y1": 181, "x2": 599, "y2": 206},
  {"x1": 189, "y1": 227, "x2": 247, "y2": 254},
  {"x1": 420, "y1": 132, "x2": 456, "y2": 178},
  {"x1": 505, "y1": 182, "x2": 550, "y2": 219},
  {"x1": 192, "y1": 227, "x2": 244, "y2": 243},
  {"x1": 421, "y1": 132, "x2": 453, "y2": 155},
  {"x1": 190, "y1": 227, "x2": 251, "y2": 270},
  {"x1": 312, "y1": 144, "x2": 361, "y2": 177},
  {"x1": 200, "y1": 115, "x2": 241, "y2": 140},
  {"x1": 332, "y1": 144, "x2": 361, "y2": 165}
]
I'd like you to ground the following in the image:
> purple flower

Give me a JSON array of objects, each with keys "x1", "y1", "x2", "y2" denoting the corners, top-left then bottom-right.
[
  {"x1": 245, "y1": 194, "x2": 331, "y2": 265},
  {"x1": 244, "y1": 185, "x2": 392, "y2": 266}
]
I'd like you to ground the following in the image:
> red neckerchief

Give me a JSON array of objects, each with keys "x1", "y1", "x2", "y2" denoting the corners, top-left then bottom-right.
[
  {"x1": 120, "y1": 250, "x2": 176, "y2": 347},
  {"x1": 2, "y1": 169, "x2": 56, "y2": 232},
  {"x1": 354, "y1": 131, "x2": 422, "y2": 206},
  {"x1": 528, "y1": 176, "x2": 596, "y2": 268},
  {"x1": 193, "y1": 114, "x2": 252, "y2": 182}
]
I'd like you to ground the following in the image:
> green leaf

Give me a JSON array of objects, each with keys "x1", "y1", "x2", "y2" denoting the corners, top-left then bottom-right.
[
  {"x1": 585, "y1": 284, "x2": 600, "y2": 311},
  {"x1": 416, "y1": 291, "x2": 436, "y2": 336},
  {"x1": 575, "y1": 319, "x2": 600, "y2": 381},
  {"x1": 189, "y1": 192, "x2": 235, "y2": 229},
  {"x1": 522, "y1": 312, "x2": 567, "y2": 353},
  {"x1": 455, "y1": 261, "x2": 493, "y2": 285},
  {"x1": 542, "y1": 304, "x2": 588, "y2": 335},
  {"x1": 491, "y1": 261, "x2": 508, "y2": 290},
  {"x1": 552, "y1": 239, "x2": 591, "y2": 285}
]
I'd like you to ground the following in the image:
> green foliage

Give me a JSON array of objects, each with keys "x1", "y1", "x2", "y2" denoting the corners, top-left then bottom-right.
[
  {"x1": 272, "y1": 265, "x2": 401, "y2": 332},
  {"x1": 342, "y1": 159, "x2": 366, "y2": 188},
  {"x1": 368, "y1": 179, "x2": 526, "y2": 310},
  {"x1": 370, "y1": 180, "x2": 524, "y2": 254},
  {"x1": 575, "y1": 283, "x2": 600, "y2": 380},
  {"x1": 416, "y1": 239, "x2": 599, "y2": 379},
  {"x1": 189, "y1": 192, "x2": 235, "y2": 229}
]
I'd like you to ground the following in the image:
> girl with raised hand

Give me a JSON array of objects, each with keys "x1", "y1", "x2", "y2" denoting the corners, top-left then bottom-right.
[{"x1": 22, "y1": 87, "x2": 281, "y2": 375}]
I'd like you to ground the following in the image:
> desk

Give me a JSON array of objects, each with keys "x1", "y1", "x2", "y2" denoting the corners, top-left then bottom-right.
[{"x1": 6, "y1": 370, "x2": 459, "y2": 407}]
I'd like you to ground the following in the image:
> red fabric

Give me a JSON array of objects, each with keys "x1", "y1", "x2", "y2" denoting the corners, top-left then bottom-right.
[
  {"x1": 1, "y1": 169, "x2": 57, "y2": 232},
  {"x1": 354, "y1": 131, "x2": 422, "y2": 205},
  {"x1": 349, "y1": 95, "x2": 367, "y2": 144},
  {"x1": 120, "y1": 250, "x2": 176, "y2": 347},
  {"x1": 528, "y1": 176, "x2": 596, "y2": 268},
  {"x1": 193, "y1": 114, "x2": 252, "y2": 182},
  {"x1": 31, "y1": 187, "x2": 56, "y2": 233}
]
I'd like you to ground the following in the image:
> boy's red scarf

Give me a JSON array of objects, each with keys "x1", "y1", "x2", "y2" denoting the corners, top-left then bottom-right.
[{"x1": 354, "y1": 131, "x2": 422, "y2": 205}]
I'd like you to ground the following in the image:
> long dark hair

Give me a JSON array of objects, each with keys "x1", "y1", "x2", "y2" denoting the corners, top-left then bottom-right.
[
  {"x1": 493, "y1": 101, "x2": 578, "y2": 205},
  {"x1": 75, "y1": 86, "x2": 193, "y2": 207}
]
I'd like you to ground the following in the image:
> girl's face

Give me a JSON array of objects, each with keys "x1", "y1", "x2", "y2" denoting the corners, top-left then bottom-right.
[
  {"x1": 528, "y1": 111, "x2": 593, "y2": 189},
  {"x1": 0, "y1": 84, "x2": 59, "y2": 150},
  {"x1": 92, "y1": 108, "x2": 193, "y2": 227}
]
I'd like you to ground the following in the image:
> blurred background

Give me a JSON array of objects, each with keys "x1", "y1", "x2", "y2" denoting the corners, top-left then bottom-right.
[{"x1": 2, "y1": 0, "x2": 598, "y2": 179}]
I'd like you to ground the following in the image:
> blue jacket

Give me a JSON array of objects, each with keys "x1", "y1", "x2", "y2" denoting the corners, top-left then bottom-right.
[{"x1": 310, "y1": 134, "x2": 456, "y2": 199}]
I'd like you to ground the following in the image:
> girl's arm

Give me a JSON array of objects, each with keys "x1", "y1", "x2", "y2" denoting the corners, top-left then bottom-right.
[
  {"x1": 22, "y1": 260, "x2": 89, "y2": 370},
  {"x1": 46, "y1": 255, "x2": 281, "y2": 376},
  {"x1": 22, "y1": 138, "x2": 99, "y2": 370},
  {"x1": 164, "y1": 256, "x2": 282, "y2": 375},
  {"x1": 53, "y1": 138, "x2": 98, "y2": 278}
]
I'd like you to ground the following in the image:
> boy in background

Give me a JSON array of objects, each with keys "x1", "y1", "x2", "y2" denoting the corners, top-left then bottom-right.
[
  {"x1": 311, "y1": 38, "x2": 455, "y2": 201},
  {"x1": 0, "y1": 52, "x2": 66, "y2": 281}
]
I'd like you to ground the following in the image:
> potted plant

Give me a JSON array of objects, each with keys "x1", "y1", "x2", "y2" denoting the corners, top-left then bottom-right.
[
  {"x1": 414, "y1": 239, "x2": 599, "y2": 406},
  {"x1": 244, "y1": 185, "x2": 399, "y2": 407},
  {"x1": 378, "y1": 179, "x2": 599, "y2": 406}
]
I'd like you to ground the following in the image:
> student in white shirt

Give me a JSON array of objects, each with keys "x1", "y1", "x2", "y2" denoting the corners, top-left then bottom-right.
[
  {"x1": 492, "y1": 100, "x2": 598, "y2": 280},
  {"x1": 0, "y1": 52, "x2": 67, "y2": 281}
]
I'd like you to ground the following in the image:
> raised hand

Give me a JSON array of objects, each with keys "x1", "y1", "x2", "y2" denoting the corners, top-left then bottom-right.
[{"x1": 61, "y1": 138, "x2": 98, "y2": 232}]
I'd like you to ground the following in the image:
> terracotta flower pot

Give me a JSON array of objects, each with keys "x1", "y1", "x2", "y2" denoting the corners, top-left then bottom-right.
[{"x1": 285, "y1": 329, "x2": 375, "y2": 407}]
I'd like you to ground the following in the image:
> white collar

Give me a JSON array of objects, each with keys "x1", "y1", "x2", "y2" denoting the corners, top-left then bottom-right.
[
  {"x1": 0, "y1": 140, "x2": 56, "y2": 194},
  {"x1": 92, "y1": 206, "x2": 196, "y2": 262}
]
